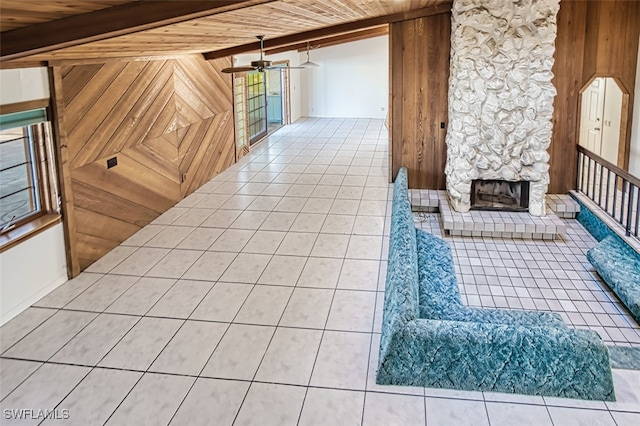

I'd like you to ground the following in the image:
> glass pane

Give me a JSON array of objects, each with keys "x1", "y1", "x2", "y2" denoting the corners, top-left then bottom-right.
[
  {"x1": 0, "y1": 189, "x2": 34, "y2": 225},
  {"x1": 0, "y1": 129, "x2": 27, "y2": 170},
  {"x1": 0, "y1": 126, "x2": 39, "y2": 226}
]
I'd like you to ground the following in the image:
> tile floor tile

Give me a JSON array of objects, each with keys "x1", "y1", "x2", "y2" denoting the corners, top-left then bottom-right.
[
  {"x1": 547, "y1": 406, "x2": 616, "y2": 426},
  {"x1": 298, "y1": 388, "x2": 365, "y2": 426},
  {"x1": 258, "y1": 255, "x2": 307, "y2": 286},
  {"x1": 2, "y1": 310, "x2": 97, "y2": 361},
  {"x1": 145, "y1": 226, "x2": 194, "y2": 248},
  {"x1": 220, "y1": 195, "x2": 257, "y2": 210},
  {"x1": 485, "y1": 402, "x2": 553, "y2": 426},
  {"x1": 0, "y1": 364, "x2": 90, "y2": 426},
  {"x1": 311, "y1": 233, "x2": 350, "y2": 258},
  {"x1": 326, "y1": 290, "x2": 376, "y2": 332},
  {"x1": 170, "y1": 378, "x2": 250, "y2": 426},
  {"x1": 189, "y1": 282, "x2": 253, "y2": 322},
  {"x1": 310, "y1": 330, "x2": 370, "y2": 390},
  {"x1": 255, "y1": 327, "x2": 323, "y2": 385},
  {"x1": 0, "y1": 307, "x2": 57, "y2": 353},
  {"x1": 320, "y1": 214, "x2": 356, "y2": 234},
  {"x1": 242, "y1": 230, "x2": 286, "y2": 254},
  {"x1": 220, "y1": 253, "x2": 272, "y2": 283},
  {"x1": 290, "y1": 213, "x2": 326, "y2": 232},
  {"x1": 346, "y1": 235, "x2": 383, "y2": 260},
  {"x1": 121, "y1": 224, "x2": 165, "y2": 247},
  {"x1": 43, "y1": 368, "x2": 142, "y2": 426},
  {"x1": 145, "y1": 249, "x2": 203, "y2": 279},
  {"x1": 84, "y1": 246, "x2": 138, "y2": 273},
  {"x1": 234, "y1": 285, "x2": 293, "y2": 326},
  {"x1": 200, "y1": 209, "x2": 242, "y2": 228},
  {"x1": 298, "y1": 257, "x2": 343, "y2": 289},
  {"x1": 0, "y1": 359, "x2": 43, "y2": 400},
  {"x1": 104, "y1": 277, "x2": 175, "y2": 315},
  {"x1": 425, "y1": 397, "x2": 490, "y2": 426},
  {"x1": 353, "y1": 216, "x2": 385, "y2": 235},
  {"x1": 64, "y1": 274, "x2": 139, "y2": 312},
  {"x1": 274, "y1": 197, "x2": 307, "y2": 212},
  {"x1": 201, "y1": 324, "x2": 275, "y2": 380},
  {"x1": 98, "y1": 317, "x2": 183, "y2": 371},
  {"x1": 259, "y1": 212, "x2": 298, "y2": 231},
  {"x1": 610, "y1": 411, "x2": 640, "y2": 426},
  {"x1": 279, "y1": 288, "x2": 334, "y2": 329},
  {"x1": 149, "y1": 321, "x2": 227, "y2": 375},
  {"x1": 176, "y1": 228, "x2": 224, "y2": 250},
  {"x1": 233, "y1": 382, "x2": 306, "y2": 426},
  {"x1": 362, "y1": 392, "x2": 426, "y2": 426},
  {"x1": 146, "y1": 279, "x2": 214, "y2": 319},
  {"x1": 209, "y1": 229, "x2": 255, "y2": 252},
  {"x1": 50, "y1": 313, "x2": 139, "y2": 366},
  {"x1": 34, "y1": 273, "x2": 103, "y2": 309},
  {"x1": 182, "y1": 251, "x2": 237, "y2": 281},
  {"x1": 229, "y1": 210, "x2": 270, "y2": 230},
  {"x1": 110, "y1": 247, "x2": 170, "y2": 276},
  {"x1": 276, "y1": 232, "x2": 318, "y2": 256},
  {"x1": 338, "y1": 259, "x2": 380, "y2": 291},
  {"x1": 105, "y1": 373, "x2": 194, "y2": 426}
]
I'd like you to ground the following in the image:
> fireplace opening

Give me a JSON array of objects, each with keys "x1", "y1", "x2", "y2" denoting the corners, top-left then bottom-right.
[{"x1": 470, "y1": 180, "x2": 530, "y2": 212}]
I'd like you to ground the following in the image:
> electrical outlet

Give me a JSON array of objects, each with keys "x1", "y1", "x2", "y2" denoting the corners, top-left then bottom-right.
[{"x1": 107, "y1": 157, "x2": 117, "y2": 169}]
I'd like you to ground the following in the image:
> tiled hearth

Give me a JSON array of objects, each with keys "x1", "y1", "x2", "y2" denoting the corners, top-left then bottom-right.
[{"x1": 410, "y1": 190, "x2": 578, "y2": 240}]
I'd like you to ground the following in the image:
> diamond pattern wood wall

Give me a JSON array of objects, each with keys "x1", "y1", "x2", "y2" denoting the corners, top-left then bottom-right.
[{"x1": 54, "y1": 55, "x2": 235, "y2": 272}]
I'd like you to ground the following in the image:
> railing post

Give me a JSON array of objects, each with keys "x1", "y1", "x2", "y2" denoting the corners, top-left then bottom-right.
[{"x1": 627, "y1": 184, "x2": 635, "y2": 237}]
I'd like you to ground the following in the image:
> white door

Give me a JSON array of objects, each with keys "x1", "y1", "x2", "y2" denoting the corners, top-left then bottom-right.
[
  {"x1": 579, "y1": 78, "x2": 605, "y2": 155},
  {"x1": 600, "y1": 78, "x2": 622, "y2": 165}
]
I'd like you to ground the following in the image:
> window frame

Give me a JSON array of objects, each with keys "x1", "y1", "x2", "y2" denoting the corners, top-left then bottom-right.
[{"x1": 0, "y1": 99, "x2": 61, "y2": 252}]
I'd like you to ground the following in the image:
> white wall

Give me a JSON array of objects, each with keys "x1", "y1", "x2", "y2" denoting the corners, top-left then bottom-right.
[
  {"x1": 0, "y1": 67, "x2": 50, "y2": 104},
  {"x1": 630, "y1": 34, "x2": 640, "y2": 177},
  {"x1": 1, "y1": 225, "x2": 67, "y2": 324},
  {"x1": 234, "y1": 50, "x2": 302, "y2": 122},
  {"x1": 300, "y1": 36, "x2": 389, "y2": 119},
  {"x1": 1, "y1": 67, "x2": 68, "y2": 326}
]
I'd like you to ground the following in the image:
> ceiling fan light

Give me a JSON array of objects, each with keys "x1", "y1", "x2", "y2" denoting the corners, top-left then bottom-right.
[
  {"x1": 299, "y1": 60, "x2": 320, "y2": 68},
  {"x1": 299, "y1": 42, "x2": 320, "y2": 68}
]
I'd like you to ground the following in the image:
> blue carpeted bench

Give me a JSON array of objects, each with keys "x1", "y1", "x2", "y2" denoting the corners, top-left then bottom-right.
[
  {"x1": 377, "y1": 167, "x2": 615, "y2": 400},
  {"x1": 587, "y1": 236, "x2": 640, "y2": 323}
]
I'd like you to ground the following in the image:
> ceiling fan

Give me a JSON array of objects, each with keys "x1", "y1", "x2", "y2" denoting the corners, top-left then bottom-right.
[{"x1": 221, "y1": 35, "x2": 307, "y2": 73}]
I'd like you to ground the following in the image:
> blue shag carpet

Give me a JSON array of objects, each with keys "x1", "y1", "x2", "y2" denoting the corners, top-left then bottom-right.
[
  {"x1": 377, "y1": 169, "x2": 615, "y2": 401},
  {"x1": 573, "y1": 195, "x2": 640, "y2": 324}
]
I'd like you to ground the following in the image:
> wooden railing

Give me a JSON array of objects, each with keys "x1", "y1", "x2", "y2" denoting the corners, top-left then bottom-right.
[{"x1": 577, "y1": 146, "x2": 640, "y2": 240}]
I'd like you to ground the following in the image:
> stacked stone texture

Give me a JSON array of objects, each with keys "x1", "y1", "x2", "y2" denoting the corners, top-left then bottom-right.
[{"x1": 445, "y1": 0, "x2": 560, "y2": 216}]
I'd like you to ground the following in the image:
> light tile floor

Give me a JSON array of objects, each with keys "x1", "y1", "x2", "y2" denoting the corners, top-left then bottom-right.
[{"x1": 1, "y1": 118, "x2": 640, "y2": 426}]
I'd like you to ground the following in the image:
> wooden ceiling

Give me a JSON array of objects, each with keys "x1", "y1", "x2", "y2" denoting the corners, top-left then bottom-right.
[{"x1": 1, "y1": 0, "x2": 451, "y2": 66}]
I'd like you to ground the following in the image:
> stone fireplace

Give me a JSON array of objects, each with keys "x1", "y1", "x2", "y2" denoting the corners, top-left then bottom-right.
[{"x1": 444, "y1": 0, "x2": 560, "y2": 217}]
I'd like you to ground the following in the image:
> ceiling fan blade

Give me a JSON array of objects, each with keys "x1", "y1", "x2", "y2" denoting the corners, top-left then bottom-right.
[
  {"x1": 221, "y1": 66, "x2": 256, "y2": 74},
  {"x1": 265, "y1": 66, "x2": 307, "y2": 70}
]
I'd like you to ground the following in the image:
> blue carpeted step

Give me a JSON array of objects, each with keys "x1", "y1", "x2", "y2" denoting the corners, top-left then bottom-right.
[{"x1": 587, "y1": 235, "x2": 640, "y2": 323}]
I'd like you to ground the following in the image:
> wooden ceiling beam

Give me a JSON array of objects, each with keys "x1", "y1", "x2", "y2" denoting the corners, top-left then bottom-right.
[
  {"x1": 264, "y1": 26, "x2": 389, "y2": 56},
  {"x1": 203, "y1": 1, "x2": 452, "y2": 60},
  {"x1": 0, "y1": 0, "x2": 278, "y2": 62}
]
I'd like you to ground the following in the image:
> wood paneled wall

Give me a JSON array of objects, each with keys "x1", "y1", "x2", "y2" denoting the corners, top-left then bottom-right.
[
  {"x1": 390, "y1": 0, "x2": 639, "y2": 193},
  {"x1": 548, "y1": 1, "x2": 589, "y2": 194},
  {"x1": 550, "y1": 0, "x2": 640, "y2": 193},
  {"x1": 389, "y1": 13, "x2": 450, "y2": 189},
  {"x1": 52, "y1": 55, "x2": 235, "y2": 274}
]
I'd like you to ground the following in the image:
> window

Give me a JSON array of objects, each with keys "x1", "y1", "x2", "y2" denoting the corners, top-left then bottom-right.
[{"x1": 0, "y1": 106, "x2": 59, "y2": 239}]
